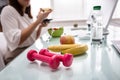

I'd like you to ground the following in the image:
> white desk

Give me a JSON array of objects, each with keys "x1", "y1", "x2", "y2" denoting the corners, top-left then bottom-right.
[{"x1": 0, "y1": 26, "x2": 120, "y2": 80}]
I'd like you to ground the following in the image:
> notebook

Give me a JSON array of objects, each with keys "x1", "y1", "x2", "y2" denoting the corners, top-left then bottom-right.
[
  {"x1": 112, "y1": 40, "x2": 120, "y2": 54},
  {"x1": 100, "y1": 0, "x2": 118, "y2": 34}
]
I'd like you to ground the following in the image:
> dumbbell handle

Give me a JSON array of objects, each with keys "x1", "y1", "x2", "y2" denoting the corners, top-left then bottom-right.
[
  {"x1": 43, "y1": 51, "x2": 64, "y2": 60},
  {"x1": 32, "y1": 52, "x2": 52, "y2": 63},
  {"x1": 27, "y1": 50, "x2": 60, "y2": 69},
  {"x1": 40, "y1": 49, "x2": 61, "y2": 57}
]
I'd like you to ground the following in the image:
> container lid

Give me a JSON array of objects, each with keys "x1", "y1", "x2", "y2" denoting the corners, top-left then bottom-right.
[{"x1": 93, "y1": 6, "x2": 101, "y2": 10}]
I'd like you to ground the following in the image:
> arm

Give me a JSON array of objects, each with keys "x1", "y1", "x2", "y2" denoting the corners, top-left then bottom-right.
[
  {"x1": 36, "y1": 25, "x2": 42, "y2": 39},
  {"x1": 36, "y1": 21, "x2": 49, "y2": 39},
  {"x1": 19, "y1": 21, "x2": 40, "y2": 45},
  {"x1": 19, "y1": 9, "x2": 52, "y2": 45}
]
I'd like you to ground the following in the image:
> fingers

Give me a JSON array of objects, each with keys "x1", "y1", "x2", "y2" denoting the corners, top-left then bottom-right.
[
  {"x1": 38, "y1": 8, "x2": 52, "y2": 18},
  {"x1": 41, "y1": 8, "x2": 52, "y2": 13},
  {"x1": 41, "y1": 21, "x2": 49, "y2": 27},
  {"x1": 36, "y1": 8, "x2": 52, "y2": 24}
]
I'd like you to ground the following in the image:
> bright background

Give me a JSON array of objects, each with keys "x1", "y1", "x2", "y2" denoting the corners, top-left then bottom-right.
[{"x1": 30, "y1": 0, "x2": 120, "y2": 21}]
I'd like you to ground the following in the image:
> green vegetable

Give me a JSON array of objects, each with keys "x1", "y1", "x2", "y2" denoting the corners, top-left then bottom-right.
[{"x1": 48, "y1": 27, "x2": 64, "y2": 37}]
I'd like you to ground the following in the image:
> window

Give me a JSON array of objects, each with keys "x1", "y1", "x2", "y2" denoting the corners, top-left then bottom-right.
[
  {"x1": 31, "y1": 0, "x2": 120, "y2": 21},
  {"x1": 51, "y1": 0, "x2": 85, "y2": 21},
  {"x1": 30, "y1": 0, "x2": 51, "y2": 20}
]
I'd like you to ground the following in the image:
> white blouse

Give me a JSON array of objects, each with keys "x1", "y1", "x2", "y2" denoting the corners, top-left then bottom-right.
[{"x1": 1, "y1": 5, "x2": 37, "y2": 51}]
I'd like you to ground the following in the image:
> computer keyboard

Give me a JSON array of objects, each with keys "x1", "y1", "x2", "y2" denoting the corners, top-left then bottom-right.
[{"x1": 112, "y1": 40, "x2": 120, "y2": 54}]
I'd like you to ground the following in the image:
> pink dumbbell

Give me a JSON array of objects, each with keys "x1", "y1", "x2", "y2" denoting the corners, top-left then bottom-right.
[
  {"x1": 39, "y1": 49, "x2": 73, "y2": 67},
  {"x1": 27, "y1": 50, "x2": 60, "y2": 69}
]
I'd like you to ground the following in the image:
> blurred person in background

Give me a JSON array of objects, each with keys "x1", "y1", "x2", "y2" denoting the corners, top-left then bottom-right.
[{"x1": 1, "y1": 0, "x2": 52, "y2": 64}]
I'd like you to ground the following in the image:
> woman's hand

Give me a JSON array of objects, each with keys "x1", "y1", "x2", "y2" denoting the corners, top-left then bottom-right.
[
  {"x1": 40, "y1": 21, "x2": 49, "y2": 27},
  {"x1": 35, "y1": 8, "x2": 52, "y2": 39},
  {"x1": 36, "y1": 8, "x2": 52, "y2": 25}
]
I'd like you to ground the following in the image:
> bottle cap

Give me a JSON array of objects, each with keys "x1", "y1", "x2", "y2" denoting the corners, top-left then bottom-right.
[{"x1": 93, "y1": 6, "x2": 101, "y2": 10}]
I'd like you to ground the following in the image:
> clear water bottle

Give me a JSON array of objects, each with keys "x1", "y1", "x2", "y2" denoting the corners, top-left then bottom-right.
[
  {"x1": 86, "y1": 6, "x2": 97, "y2": 31},
  {"x1": 91, "y1": 6, "x2": 103, "y2": 44},
  {"x1": 86, "y1": 14, "x2": 93, "y2": 31}
]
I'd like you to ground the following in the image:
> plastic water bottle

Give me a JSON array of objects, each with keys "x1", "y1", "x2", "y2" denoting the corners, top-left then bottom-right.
[
  {"x1": 86, "y1": 6, "x2": 97, "y2": 31},
  {"x1": 86, "y1": 12, "x2": 94, "y2": 31},
  {"x1": 91, "y1": 6, "x2": 103, "y2": 44}
]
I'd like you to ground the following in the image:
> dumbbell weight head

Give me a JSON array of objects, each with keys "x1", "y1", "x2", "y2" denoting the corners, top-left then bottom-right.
[
  {"x1": 60, "y1": 53, "x2": 73, "y2": 67},
  {"x1": 49, "y1": 55, "x2": 60, "y2": 69},
  {"x1": 39, "y1": 49, "x2": 73, "y2": 67},
  {"x1": 27, "y1": 50, "x2": 37, "y2": 61}
]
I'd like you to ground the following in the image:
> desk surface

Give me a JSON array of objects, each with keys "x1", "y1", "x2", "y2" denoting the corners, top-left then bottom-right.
[{"x1": 0, "y1": 26, "x2": 120, "y2": 80}]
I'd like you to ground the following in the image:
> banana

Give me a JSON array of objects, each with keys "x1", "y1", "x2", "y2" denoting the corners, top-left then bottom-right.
[
  {"x1": 61, "y1": 44, "x2": 88, "y2": 56},
  {"x1": 48, "y1": 44, "x2": 80, "y2": 52}
]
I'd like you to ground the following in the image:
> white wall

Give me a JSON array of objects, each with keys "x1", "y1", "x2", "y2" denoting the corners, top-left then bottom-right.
[
  {"x1": 31, "y1": 0, "x2": 120, "y2": 21},
  {"x1": 86, "y1": 0, "x2": 120, "y2": 19},
  {"x1": 51, "y1": 0, "x2": 84, "y2": 21},
  {"x1": 30, "y1": 0, "x2": 51, "y2": 21},
  {"x1": 113, "y1": 0, "x2": 120, "y2": 18}
]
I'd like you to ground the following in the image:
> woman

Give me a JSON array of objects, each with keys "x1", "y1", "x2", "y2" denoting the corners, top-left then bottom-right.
[
  {"x1": 1, "y1": 0, "x2": 52, "y2": 64},
  {"x1": 0, "y1": 0, "x2": 8, "y2": 14},
  {"x1": 0, "y1": 0, "x2": 8, "y2": 32}
]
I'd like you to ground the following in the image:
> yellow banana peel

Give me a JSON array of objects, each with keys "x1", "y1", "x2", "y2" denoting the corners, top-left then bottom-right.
[
  {"x1": 61, "y1": 44, "x2": 88, "y2": 56},
  {"x1": 48, "y1": 44, "x2": 88, "y2": 56},
  {"x1": 48, "y1": 44, "x2": 80, "y2": 52}
]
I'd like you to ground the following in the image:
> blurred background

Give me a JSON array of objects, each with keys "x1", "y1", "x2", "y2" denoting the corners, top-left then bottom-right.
[{"x1": 30, "y1": 0, "x2": 120, "y2": 22}]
